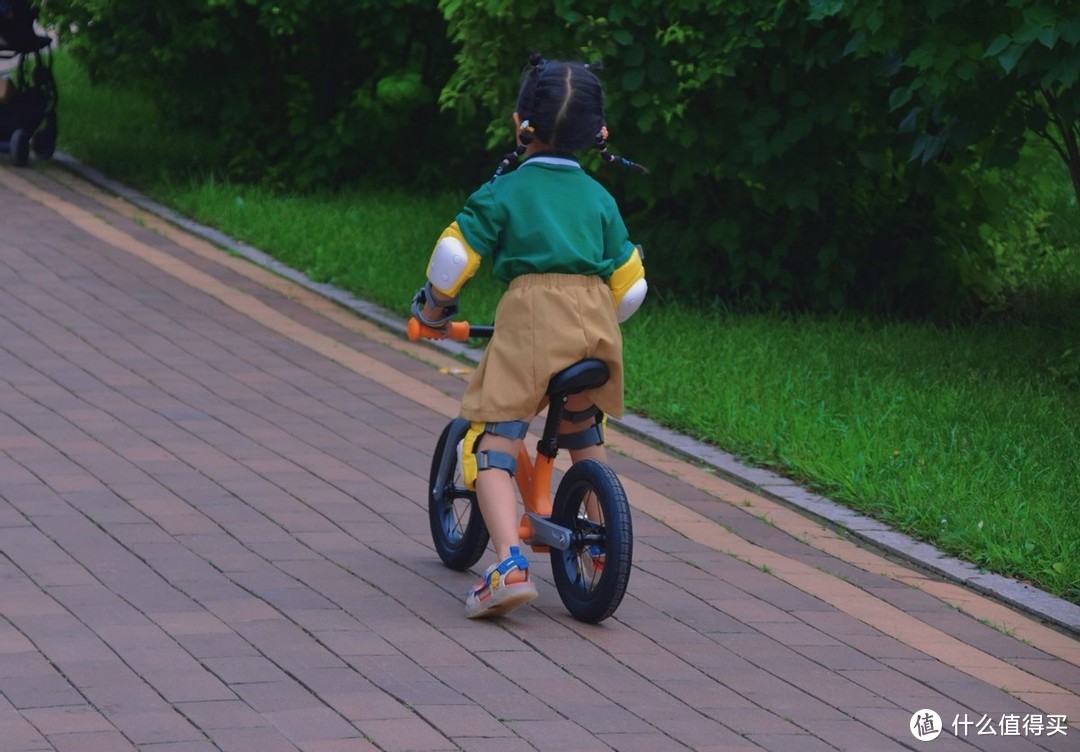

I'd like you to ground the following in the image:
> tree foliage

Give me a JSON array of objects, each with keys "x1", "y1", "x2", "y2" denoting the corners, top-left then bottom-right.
[
  {"x1": 41, "y1": 0, "x2": 1079, "y2": 313},
  {"x1": 812, "y1": 0, "x2": 1080, "y2": 213},
  {"x1": 41, "y1": 0, "x2": 486, "y2": 188},
  {"x1": 442, "y1": 0, "x2": 1079, "y2": 313}
]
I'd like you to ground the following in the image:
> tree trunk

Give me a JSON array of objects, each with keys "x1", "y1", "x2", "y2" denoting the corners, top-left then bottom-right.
[{"x1": 1039, "y1": 87, "x2": 1080, "y2": 211}]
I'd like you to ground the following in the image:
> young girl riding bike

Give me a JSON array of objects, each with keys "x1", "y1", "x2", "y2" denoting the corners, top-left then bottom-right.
[{"x1": 412, "y1": 53, "x2": 648, "y2": 618}]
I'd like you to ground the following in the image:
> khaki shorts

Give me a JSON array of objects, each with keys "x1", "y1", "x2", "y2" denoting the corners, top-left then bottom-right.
[{"x1": 460, "y1": 273, "x2": 624, "y2": 423}]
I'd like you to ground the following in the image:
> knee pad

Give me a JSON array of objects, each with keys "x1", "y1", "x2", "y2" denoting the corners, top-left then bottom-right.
[
  {"x1": 475, "y1": 450, "x2": 518, "y2": 481},
  {"x1": 460, "y1": 420, "x2": 529, "y2": 490},
  {"x1": 558, "y1": 406, "x2": 606, "y2": 450}
]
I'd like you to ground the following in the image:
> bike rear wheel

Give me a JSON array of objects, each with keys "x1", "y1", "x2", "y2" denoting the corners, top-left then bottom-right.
[
  {"x1": 428, "y1": 418, "x2": 489, "y2": 570},
  {"x1": 549, "y1": 459, "x2": 632, "y2": 623}
]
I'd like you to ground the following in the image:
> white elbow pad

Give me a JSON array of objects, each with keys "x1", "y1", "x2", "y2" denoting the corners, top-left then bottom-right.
[
  {"x1": 616, "y1": 278, "x2": 647, "y2": 322},
  {"x1": 607, "y1": 245, "x2": 647, "y2": 322},
  {"x1": 427, "y1": 223, "x2": 481, "y2": 298}
]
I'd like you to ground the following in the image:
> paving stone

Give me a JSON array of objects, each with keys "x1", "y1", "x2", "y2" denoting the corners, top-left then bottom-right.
[{"x1": 0, "y1": 164, "x2": 1074, "y2": 752}]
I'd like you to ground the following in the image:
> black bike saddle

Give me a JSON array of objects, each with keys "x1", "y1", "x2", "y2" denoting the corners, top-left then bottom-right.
[{"x1": 547, "y1": 359, "x2": 609, "y2": 397}]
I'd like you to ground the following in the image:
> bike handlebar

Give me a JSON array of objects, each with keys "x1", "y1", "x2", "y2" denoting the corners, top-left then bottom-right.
[{"x1": 407, "y1": 317, "x2": 494, "y2": 342}]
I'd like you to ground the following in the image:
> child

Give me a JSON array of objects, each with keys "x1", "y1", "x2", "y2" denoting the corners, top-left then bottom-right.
[{"x1": 412, "y1": 53, "x2": 648, "y2": 618}]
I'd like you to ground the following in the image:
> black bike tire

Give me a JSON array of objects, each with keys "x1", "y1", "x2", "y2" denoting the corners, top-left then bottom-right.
[
  {"x1": 10, "y1": 129, "x2": 30, "y2": 167},
  {"x1": 428, "y1": 418, "x2": 489, "y2": 570},
  {"x1": 549, "y1": 459, "x2": 632, "y2": 623}
]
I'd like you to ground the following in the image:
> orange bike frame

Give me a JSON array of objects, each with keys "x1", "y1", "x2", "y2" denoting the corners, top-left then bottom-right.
[{"x1": 514, "y1": 445, "x2": 555, "y2": 550}]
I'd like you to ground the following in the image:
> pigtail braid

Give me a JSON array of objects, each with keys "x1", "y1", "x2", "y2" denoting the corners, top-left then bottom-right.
[
  {"x1": 491, "y1": 119, "x2": 535, "y2": 181},
  {"x1": 596, "y1": 125, "x2": 649, "y2": 174},
  {"x1": 490, "y1": 148, "x2": 524, "y2": 182},
  {"x1": 490, "y1": 54, "x2": 545, "y2": 181}
]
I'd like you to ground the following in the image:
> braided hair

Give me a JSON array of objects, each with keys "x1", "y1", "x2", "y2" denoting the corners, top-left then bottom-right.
[{"x1": 491, "y1": 53, "x2": 649, "y2": 181}]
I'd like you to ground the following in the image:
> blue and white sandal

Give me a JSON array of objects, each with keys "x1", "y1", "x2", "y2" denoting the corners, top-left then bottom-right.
[{"x1": 465, "y1": 547, "x2": 539, "y2": 618}]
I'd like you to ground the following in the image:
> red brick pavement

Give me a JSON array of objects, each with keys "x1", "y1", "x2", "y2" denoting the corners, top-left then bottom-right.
[{"x1": 0, "y1": 163, "x2": 1076, "y2": 751}]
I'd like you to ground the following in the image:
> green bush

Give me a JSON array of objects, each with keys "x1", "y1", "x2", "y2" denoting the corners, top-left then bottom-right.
[
  {"x1": 43, "y1": 0, "x2": 1078, "y2": 315},
  {"x1": 42, "y1": 0, "x2": 488, "y2": 188},
  {"x1": 441, "y1": 0, "x2": 1079, "y2": 315}
]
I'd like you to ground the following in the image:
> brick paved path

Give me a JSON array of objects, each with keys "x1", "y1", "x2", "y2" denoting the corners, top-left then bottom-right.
[{"x1": 0, "y1": 164, "x2": 1076, "y2": 752}]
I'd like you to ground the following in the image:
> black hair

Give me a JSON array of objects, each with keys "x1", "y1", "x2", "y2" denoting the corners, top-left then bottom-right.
[{"x1": 491, "y1": 53, "x2": 648, "y2": 181}]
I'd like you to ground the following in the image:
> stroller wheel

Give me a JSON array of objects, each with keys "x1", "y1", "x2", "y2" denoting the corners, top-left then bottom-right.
[
  {"x1": 32, "y1": 121, "x2": 56, "y2": 159},
  {"x1": 10, "y1": 129, "x2": 30, "y2": 167}
]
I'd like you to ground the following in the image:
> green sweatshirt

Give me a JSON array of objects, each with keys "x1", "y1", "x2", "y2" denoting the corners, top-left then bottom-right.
[{"x1": 455, "y1": 154, "x2": 637, "y2": 284}]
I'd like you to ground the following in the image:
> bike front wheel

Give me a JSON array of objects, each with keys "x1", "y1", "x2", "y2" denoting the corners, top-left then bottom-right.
[
  {"x1": 428, "y1": 418, "x2": 489, "y2": 570},
  {"x1": 549, "y1": 459, "x2": 632, "y2": 623}
]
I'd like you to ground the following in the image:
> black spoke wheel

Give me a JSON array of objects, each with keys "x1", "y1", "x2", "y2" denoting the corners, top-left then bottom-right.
[
  {"x1": 10, "y1": 129, "x2": 30, "y2": 167},
  {"x1": 32, "y1": 113, "x2": 57, "y2": 158},
  {"x1": 428, "y1": 418, "x2": 489, "y2": 570},
  {"x1": 549, "y1": 459, "x2": 632, "y2": 623}
]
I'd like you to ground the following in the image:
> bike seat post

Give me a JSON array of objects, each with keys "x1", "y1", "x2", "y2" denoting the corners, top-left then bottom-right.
[
  {"x1": 536, "y1": 394, "x2": 567, "y2": 459},
  {"x1": 537, "y1": 358, "x2": 609, "y2": 460}
]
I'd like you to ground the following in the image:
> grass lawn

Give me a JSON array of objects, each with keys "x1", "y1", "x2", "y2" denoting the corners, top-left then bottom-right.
[{"x1": 44, "y1": 50, "x2": 1080, "y2": 602}]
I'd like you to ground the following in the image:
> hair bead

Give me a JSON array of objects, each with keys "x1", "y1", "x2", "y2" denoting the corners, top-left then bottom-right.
[{"x1": 519, "y1": 119, "x2": 535, "y2": 145}]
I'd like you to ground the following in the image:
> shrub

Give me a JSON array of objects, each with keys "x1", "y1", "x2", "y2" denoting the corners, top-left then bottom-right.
[
  {"x1": 42, "y1": 0, "x2": 487, "y2": 188},
  {"x1": 441, "y1": 0, "x2": 1079, "y2": 314},
  {"x1": 42, "y1": 0, "x2": 1078, "y2": 314}
]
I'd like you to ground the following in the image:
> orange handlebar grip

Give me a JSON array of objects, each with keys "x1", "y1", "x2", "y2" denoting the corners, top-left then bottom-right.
[
  {"x1": 446, "y1": 321, "x2": 471, "y2": 340},
  {"x1": 407, "y1": 317, "x2": 472, "y2": 342}
]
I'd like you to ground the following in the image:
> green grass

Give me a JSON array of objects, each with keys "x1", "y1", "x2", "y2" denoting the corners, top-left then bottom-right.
[
  {"x1": 48, "y1": 51, "x2": 1080, "y2": 602},
  {"x1": 47, "y1": 54, "x2": 223, "y2": 187},
  {"x1": 624, "y1": 306, "x2": 1079, "y2": 596}
]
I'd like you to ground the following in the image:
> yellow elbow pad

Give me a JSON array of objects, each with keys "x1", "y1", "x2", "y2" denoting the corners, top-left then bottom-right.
[
  {"x1": 427, "y1": 222, "x2": 482, "y2": 298},
  {"x1": 608, "y1": 245, "x2": 647, "y2": 322}
]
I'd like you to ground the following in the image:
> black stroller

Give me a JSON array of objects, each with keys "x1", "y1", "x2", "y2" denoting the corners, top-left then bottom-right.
[{"x1": 0, "y1": 0, "x2": 57, "y2": 166}]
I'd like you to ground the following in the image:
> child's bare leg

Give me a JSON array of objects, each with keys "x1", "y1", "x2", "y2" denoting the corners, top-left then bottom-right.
[
  {"x1": 568, "y1": 443, "x2": 606, "y2": 464},
  {"x1": 562, "y1": 394, "x2": 606, "y2": 519},
  {"x1": 474, "y1": 433, "x2": 523, "y2": 561},
  {"x1": 467, "y1": 431, "x2": 538, "y2": 618}
]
